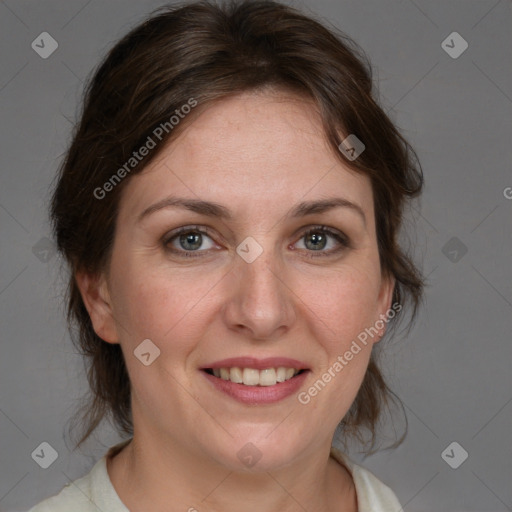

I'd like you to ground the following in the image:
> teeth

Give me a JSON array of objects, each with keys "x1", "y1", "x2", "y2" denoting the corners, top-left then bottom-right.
[
  {"x1": 230, "y1": 367, "x2": 243, "y2": 383},
  {"x1": 243, "y1": 368, "x2": 260, "y2": 386},
  {"x1": 210, "y1": 366, "x2": 301, "y2": 386},
  {"x1": 259, "y1": 368, "x2": 276, "y2": 387},
  {"x1": 276, "y1": 367, "x2": 287, "y2": 382}
]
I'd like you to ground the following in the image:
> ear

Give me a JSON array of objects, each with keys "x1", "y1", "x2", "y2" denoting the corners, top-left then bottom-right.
[
  {"x1": 75, "y1": 269, "x2": 119, "y2": 344},
  {"x1": 374, "y1": 273, "x2": 396, "y2": 342}
]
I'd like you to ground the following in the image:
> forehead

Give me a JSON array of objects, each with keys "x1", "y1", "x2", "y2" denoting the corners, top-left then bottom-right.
[{"x1": 118, "y1": 91, "x2": 373, "y2": 224}]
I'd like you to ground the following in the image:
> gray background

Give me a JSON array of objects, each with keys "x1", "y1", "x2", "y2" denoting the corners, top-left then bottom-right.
[{"x1": 1, "y1": 1, "x2": 511, "y2": 511}]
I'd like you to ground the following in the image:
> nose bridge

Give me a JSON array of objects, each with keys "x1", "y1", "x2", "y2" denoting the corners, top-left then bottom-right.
[
  {"x1": 241, "y1": 246, "x2": 282, "y2": 299},
  {"x1": 223, "y1": 237, "x2": 295, "y2": 338}
]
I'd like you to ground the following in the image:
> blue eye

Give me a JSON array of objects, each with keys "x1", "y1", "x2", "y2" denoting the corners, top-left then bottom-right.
[{"x1": 162, "y1": 225, "x2": 350, "y2": 259}]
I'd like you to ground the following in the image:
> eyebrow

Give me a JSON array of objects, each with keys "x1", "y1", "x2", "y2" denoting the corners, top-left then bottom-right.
[{"x1": 137, "y1": 196, "x2": 366, "y2": 226}]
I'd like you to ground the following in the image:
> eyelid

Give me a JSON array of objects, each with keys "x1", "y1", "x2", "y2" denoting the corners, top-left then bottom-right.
[
  {"x1": 161, "y1": 225, "x2": 219, "y2": 250},
  {"x1": 295, "y1": 225, "x2": 350, "y2": 258},
  {"x1": 297, "y1": 225, "x2": 350, "y2": 246}
]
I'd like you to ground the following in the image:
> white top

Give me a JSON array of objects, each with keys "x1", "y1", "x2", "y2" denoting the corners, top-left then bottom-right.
[{"x1": 27, "y1": 442, "x2": 402, "y2": 511}]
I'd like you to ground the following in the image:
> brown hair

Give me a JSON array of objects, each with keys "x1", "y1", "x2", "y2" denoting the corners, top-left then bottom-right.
[{"x1": 52, "y1": 0, "x2": 424, "y2": 452}]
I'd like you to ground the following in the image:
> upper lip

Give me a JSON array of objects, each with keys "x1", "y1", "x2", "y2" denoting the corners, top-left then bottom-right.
[{"x1": 201, "y1": 357, "x2": 309, "y2": 371}]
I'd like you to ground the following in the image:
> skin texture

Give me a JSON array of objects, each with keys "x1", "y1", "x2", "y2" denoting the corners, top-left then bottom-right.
[{"x1": 77, "y1": 90, "x2": 395, "y2": 512}]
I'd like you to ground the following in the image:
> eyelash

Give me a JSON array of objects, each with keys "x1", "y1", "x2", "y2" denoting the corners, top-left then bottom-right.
[{"x1": 162, "y1": 225, "x2": 350, "y2": 259}]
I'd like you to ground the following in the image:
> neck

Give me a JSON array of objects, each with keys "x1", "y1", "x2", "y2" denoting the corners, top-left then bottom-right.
[{"x1": 107, "y1": 434, "x2": 357, "y2": 512}]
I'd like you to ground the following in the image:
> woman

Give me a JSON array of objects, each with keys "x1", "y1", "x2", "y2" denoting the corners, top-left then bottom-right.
[{"x1": 29, "y1": 0, "x2": 424, "y2": 510}]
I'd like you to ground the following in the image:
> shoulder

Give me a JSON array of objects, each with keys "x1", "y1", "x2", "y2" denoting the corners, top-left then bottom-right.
[
  {"x1": 27, "y1": 444, "x2": 129, "y2": 512},
  {"x1": 330, "y1": 446, "x2": 403, "y2": 512},
  {"x1": 27, "y1": 466, "x2": 98, "y2": 512}
]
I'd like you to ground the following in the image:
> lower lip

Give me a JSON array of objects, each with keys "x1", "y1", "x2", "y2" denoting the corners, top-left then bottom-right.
[{"x1": 201, "y1": 370, "x2": 309, "y2": 405}]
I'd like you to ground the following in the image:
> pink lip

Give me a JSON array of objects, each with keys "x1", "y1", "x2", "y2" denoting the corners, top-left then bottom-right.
[
  {"x1": 202, "y1": 357, "x2": 309, "y2": 371},
  {"x1": 201, "y1": 369, "x2": 310, "y2": 405}
]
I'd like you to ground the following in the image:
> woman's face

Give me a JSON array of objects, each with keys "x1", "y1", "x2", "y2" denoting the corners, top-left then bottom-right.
[{"x1": 82, "y1": 90, "x2": 394, "y2": 471}]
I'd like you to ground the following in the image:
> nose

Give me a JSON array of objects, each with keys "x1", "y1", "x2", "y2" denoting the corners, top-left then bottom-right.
[{"x1": 222, "y1": 244, "x2": 296, "y2": 341}]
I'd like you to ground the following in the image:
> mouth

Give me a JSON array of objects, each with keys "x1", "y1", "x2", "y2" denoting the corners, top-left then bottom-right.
[
  {"x1": 202, "y1": 367, "x2": 308, "y2": 387},
  {"x1": 200, "y1": 357, "x2": 310, "y2": 404}
]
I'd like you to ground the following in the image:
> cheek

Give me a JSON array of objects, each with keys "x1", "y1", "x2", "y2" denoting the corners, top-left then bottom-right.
[
  {"x1": 109, "y1": 260, "x2": 216, "y2": 348},
  {"x1": 299, "y1": 263, "x2": 382, "y2": 344},
  {"x1": 108, "y1": 266, "x2": 203, "y2": 395},
  {"x1": 296, "y1": 268, "x2": 381, "y2": 415}
]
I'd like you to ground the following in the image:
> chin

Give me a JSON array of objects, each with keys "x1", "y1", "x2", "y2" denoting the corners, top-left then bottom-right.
[{"x1": 211, "y1": 435, "x2": 305, "y2": 473}]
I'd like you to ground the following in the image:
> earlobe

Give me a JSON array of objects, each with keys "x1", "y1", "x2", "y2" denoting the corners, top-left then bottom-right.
[{"x1": 75, "y1": 270, "x2": 119, "y2": 344}]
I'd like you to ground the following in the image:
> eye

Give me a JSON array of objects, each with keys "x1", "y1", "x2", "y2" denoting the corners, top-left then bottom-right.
[
  {"x1": 294, "y1": 225, "x2": 350, "y2": 257},
  {"x1": 163, "y1": 226, "x2": 217, "y2": 258},
  {"x1": 162, "y1": 224, "x2": 350, "y2": 259}
]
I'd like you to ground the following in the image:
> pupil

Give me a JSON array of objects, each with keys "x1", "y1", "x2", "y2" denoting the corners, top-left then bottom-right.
[
  {"x1": 180, "y1": 232, "x2": 201, "y2": 250},
  {"x1": 306, "y1": 232, "x2": 326, "y2": 250}
]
